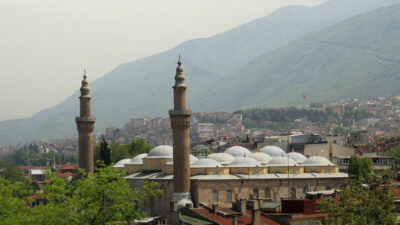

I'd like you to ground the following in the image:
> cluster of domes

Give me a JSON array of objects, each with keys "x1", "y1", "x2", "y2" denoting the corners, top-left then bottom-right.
[{"x1": 116, "y1": 145, "x2": 338, "y2": 173}]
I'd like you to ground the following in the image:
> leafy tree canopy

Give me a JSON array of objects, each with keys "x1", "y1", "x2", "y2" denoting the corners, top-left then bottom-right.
[
  {"x1": 347, "y1": 155, "x2": 373, "y2": 182},
  {"x1": 95, "y1": 138, "x2": 153, "y2": 164},
  {"x1": 0, "y1": 166, "x2": 161, "y2": 225},
  {"x1": 310, "y1": 102, "x2": 324, "y2": 108},
  {"x1": 320, "y1": 178, "x2": 396, "y2": 225}
]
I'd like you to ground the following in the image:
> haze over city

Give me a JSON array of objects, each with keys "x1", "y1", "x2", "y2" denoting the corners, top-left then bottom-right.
[
  {"x1": 0, "y1": 0, "x2": 325, "y2": 121},
  {"x1": 2, "y1": 0, "x2": 400, "y2": 224}
]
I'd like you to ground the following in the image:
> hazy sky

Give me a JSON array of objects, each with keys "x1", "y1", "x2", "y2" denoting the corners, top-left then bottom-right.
[{"x1": 0, "y1": 0, "x2": 326, "y2": 121}]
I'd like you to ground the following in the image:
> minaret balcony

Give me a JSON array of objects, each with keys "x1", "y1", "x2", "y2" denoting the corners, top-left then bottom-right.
[
  {"x1": 169, "y1": 109, "x2": 192, "y2": 116},
  {"x1": 75, "y1": 116, "x2": 96, "y2": 123}
]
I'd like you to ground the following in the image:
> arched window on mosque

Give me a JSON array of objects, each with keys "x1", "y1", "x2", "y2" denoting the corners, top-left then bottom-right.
[
  {"x1": 155, "y1": 161, "x2": 161, "y2": 170},
  {"x1": 264, "y1": 187, "x2": 271, "y2": 199},
  {"x1": 303, "y1": 186, "x2": 308, "y2": 195},
  {"x1": 226, "y1": 189, "x2": 232, "y2": 203},
  {"x1": 326, "y1": 186, "x2": 332, "y2": 190},
  {"x1": 291, "y1": 187, "x2": 296, "y2": 199},
  {"x1": 212, "y1": 190, "x2": 219, "y2": 202},
  {"x1": 253, "y1": 188, "x2": 259, "y2": 198}
]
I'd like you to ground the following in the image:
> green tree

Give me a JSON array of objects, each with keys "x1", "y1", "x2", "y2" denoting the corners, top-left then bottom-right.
[
  {"x1": 320, "y1": 178, "x2": 396, "y2": 225},
  {"x1": 99, "y1": 137, "x2": 112, "y2": 166},
  {"x1": 0, "y1": 160, "x2": 26, "y2": 182},
  {"x1": 310, "y1": 102, "x2": 324, "y2": 108},
  {"x1": 347, "y1": 156, "x2": 373, "y2": 182},
  {"x1": 0, "y1": 166, "x2": 161, "y2": 225},
  {"x1": 128, "y1": 138, "x2": 152, "y2": 156}
]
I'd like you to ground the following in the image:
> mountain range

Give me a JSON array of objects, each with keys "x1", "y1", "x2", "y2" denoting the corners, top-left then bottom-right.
[{"x1": 1, "y1": 0, "x2": 400, "y2": 145}]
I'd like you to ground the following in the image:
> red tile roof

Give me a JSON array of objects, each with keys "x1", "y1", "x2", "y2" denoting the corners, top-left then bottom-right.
[
  {"x1": 57, "y1": 172, "x2": 75, "y2": 178},
  {"x1": 18, "y1": 166, "x2": 42, "y2": 170},
  {"x1": 39, "y1": 179, "x2": 52, "y2": 184},
  {"x1": 60, "y1": 164, "x2": 77, "y2": 170},
  {"x1": 389, "y1": 186, "x2": 400, "y2": 198},
  {"x1": 28, "y1": 194, "x2": 46, "y2": 200},
  {"x1": 193, "y1": 208, "x2": 280, "y2": 225}
]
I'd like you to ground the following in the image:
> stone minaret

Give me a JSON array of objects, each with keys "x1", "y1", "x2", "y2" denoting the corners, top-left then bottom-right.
[
  {"x1": 76, "y1": 70, "x2": 96, "y2": 173},
  {"x1": 169, "y1": 57, "x2": 192, "y2": 206}
]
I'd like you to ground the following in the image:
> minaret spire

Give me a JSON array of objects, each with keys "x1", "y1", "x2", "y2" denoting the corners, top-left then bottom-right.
[
  {"x1": 76, "y1": 69, "x2": 96, "y2": 173},
  {"x1": 174, "y1": 55, "x2": 186, "y2": 88},
  {"x1": 169, "y1": 56, "x2": 193, "y2": 208}
]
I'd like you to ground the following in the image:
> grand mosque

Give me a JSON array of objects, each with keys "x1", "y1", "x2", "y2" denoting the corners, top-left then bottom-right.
[{"x1": 76, "y1": 58, "x2": 348, "y2": 217}]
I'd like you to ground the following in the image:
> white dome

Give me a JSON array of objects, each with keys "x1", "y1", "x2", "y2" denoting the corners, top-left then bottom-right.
[
  {"x1": 177, "y1": 199, "x2": 193, "y2": 208},
  {"x1": 112, "y1": 158, "x2": 132, "y2": 168},
  {"x1": 224, "y1": 146, "x2": 251, "y2": 157},
  {"x1": 166, "y1": 154, "x2": 199, "y2": 165},
  {"x1": 249, "y1": 152, "x2": 272, "y2": 164},
  {"x1": 267, "y1": 157, "x2": 297, "y2": 166},
  {"x1": 190, "y1": 154, "x2": 199, "y2": 163},
  {"x1": 127, "y1": 153, "x2": 148, "y2": 165},
  {"x1": 260, "y1": 146, "x2": 286, "y2": 157},
  {"x1": 147, "y1": 145, "x2": 173, "y2": 158},
  {"x1": 286, "y1": 152, "x2": 307, "y2": 162},
  {"x1": 303, "y1": 156, "x2": 334, "y2": 166},
  {"x1": 190, "y1": 158, "x2": 223, "y2": 168},
  {"x1": 229, "y1": 157, "x2": 261, "y2": 167},
  {"x1": 207, "y1": 153, "x2": 235, "y2": 164}
]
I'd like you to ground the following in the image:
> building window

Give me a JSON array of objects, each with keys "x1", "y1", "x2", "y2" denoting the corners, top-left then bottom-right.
[
  {"x1": 254, "y1": 169, "x2": 259, "y2": 174},
  {"x1": 291, "y1": 187, "x2": 296, "y2": 199},
  {"x1": 275, "y1": 169, "x2": 280, "y2": 173},
  {"x1": 303, "y1": 186, "x2": 308, "y2": 194},
  {"x1": 265, "y1": 187, "x2": 271, "y2": 199},
  {"x1": 326, "y1": 168, "x2": 331, "y2": 173},
  {"x1": 226, "y1": 189, "x2": 232, "y2": 203},
  {"x1": 214, "y1": 170, "x2": 219, "y2": 175},
  {"x1": 237, "y1": 170, "x2": 243, "y2": 174},
  {"x1": 253, "y1": 188, "x2": 259, "y2": 198},
  {"x1": 155, "y1": 161, "x2": 161, "y2": 170},
  {"x1": 212, "y1": 190, "x2": 219, "y2": 202},
  {"x1": 311, "y1": 168, "x2": 316, "y2": 173},
  {"x1": 326, "y1": 186, "x2": 331, "y2": 190}
]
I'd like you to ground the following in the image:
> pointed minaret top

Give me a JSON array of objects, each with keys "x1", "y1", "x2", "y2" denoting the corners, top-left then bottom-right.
[
  {"x1": 80, "y1": 69, "x2": 90, "y2": 98},
  {"x1": 174, "y1": 55, "x2": 186, "y2": 88}
]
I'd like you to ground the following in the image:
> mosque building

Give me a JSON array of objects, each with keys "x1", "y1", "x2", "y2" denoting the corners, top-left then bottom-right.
[{"x1": 109, "y1": 59, "x2": 349, "y2": 217}]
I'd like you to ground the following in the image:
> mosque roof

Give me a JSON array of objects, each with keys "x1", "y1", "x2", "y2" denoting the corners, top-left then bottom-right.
[
  {"x1": 260, "y1": 146, "x2": 286, "y2": 157},
  {"x1": 286, "y1": 152, "x2": 307, "y2": 162},
  {"x1": 303, "y1": 156, "x2": 335, "y2": 166},
  {"x1": 224, "y1": 146, "x2": 251, "y2": 157},
  {"x1": 207, "y1": 153, "x2": 235, "y2": 164},
  {"x1": 266, "y1": 157, "x2": 297, "y2": 167},
  {"x1": 249, "y1": 152, "x2": 272, "y2": 164},
  {"x1": 112, "y1": 158, "x2": 132, "y2": 168},
  {"x1": 127, "y1": 153, "x2": 148, "y2": 165},
  {"x1": 190, "y1": 158, "x2": 223, "y2": 168},
  {"x1": 229, "y1": 157, "x2": 261, "y2": 168},
  {"x1": 166, "y1": 155, "x2": 199, "y2": 165},
  {"x1": 146, "y1": 145, "x2": 173, "y2": 158}
]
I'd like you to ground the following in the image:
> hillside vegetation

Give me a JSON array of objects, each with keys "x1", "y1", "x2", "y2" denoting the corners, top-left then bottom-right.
[
  {"x1": 195, "y1": 4, "x2": 400, "y2": 111},
  {"x1": 0, "y1": 0, "x2": 399, "y2": 144}
]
